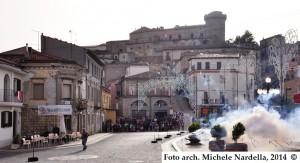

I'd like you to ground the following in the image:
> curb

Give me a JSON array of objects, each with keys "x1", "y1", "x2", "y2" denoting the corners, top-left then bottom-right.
[{"x1": 171, "y1": 133, "x2": 189, "y2": 152}]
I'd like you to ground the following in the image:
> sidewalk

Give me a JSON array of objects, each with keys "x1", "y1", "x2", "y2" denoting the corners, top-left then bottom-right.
[
  {"x1": 0, "y1": 133, "x2": 112, "y2": 152},
  {"x1": 172, "y1": 129, "x2": 212, "y2": 152},
  {"x1": 171, "y1": 129, "x2": 300, "y2": 152}
]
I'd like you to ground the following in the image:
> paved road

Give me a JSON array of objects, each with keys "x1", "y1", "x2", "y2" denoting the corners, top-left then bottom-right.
[{"x1": 0, "y1": 131, "x2": 181, "y2": 163}]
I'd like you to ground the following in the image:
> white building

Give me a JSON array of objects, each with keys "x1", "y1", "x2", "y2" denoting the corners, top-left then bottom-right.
[
  {"x1": 0, "y1": 58, "x2": 27, "y2": 148},
  {"x1": 187, "y1": 52, "x2": 256, "y2": 118},
  {"x1": 125, "y1": 64, "x2": 150, "y2": 77}
]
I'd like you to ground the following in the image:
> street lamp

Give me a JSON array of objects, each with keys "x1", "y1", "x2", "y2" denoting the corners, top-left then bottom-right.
[
  {"x1": 265, "y1": 77, "x2": 271, "y2": 93},
  {"x1": 285, "y1": 87, "x2": 292, "y2": 107}
]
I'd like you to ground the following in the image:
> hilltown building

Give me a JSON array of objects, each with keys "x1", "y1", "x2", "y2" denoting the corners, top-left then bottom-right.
[
  {"x1": 0, "y1": 57, "x2": 27, "y2": 148},
  {"x1": 186, "y1": 52, "x2": 256, "y2": 117},
  {"x1": 0, "y1": 46, "x2": 88, "y2": 135},
  {"x1": 41, "y1": 34, "x2": 105, "y2": 134}
]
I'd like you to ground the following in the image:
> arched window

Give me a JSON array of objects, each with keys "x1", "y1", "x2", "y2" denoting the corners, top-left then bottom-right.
[{"x1": 4, "y1": 74, "x2": 10, "y2": 102}]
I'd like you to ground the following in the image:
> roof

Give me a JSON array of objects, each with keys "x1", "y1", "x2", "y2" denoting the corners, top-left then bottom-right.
[
  {"x1": 0, "y1": 46, "x2": 77, "y2": 64},
  {"x1": 125, "y1": 71, "x2": 162, "y2": 80},
  {"x1": 0, "y1": 57, "x2": 21, "y2": 68},
  {"x1": 130, "y1": 26, "x2": 153, "y2": 34}
]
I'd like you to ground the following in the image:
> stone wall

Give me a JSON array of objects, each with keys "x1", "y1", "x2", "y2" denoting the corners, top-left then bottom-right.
[{"x1": 21, "y1": 108, "x2": 58, "y2": 135}]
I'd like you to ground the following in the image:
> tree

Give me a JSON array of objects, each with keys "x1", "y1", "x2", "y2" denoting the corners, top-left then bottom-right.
[
  {"x1": 232, "y1": 122, "x2": 245, "y2": 143},
  {"x1": 188, "y1": 122, "x2": 201, "y2": 133},
  {"x1": 226, "y1": 30, "x2": 258, "y2": 47},
  {"x1": 210, "y1": 124, "x2": 227, "y2": 141}
]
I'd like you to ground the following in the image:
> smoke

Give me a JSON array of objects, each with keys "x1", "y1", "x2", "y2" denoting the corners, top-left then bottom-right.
[{"x1": 211, "y1": 105, "x2": 300, "y2": 143}]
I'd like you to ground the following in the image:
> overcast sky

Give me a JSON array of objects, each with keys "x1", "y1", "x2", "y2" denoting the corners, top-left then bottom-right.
[{"x1": 1, "y1": 0, "x2": 300, "y2": 52}]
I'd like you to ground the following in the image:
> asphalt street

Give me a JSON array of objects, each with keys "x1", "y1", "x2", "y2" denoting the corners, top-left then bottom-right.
[{"x1": 0, "y1": 131, "x2": 182, "y2": 163}]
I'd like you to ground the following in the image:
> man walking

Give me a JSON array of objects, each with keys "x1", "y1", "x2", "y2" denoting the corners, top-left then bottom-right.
[{"x1": 81, "y1": 128, "x2": 89, "y2": 151}]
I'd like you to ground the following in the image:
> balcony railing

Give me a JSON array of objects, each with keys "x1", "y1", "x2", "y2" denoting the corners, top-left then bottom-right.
[
  {"x1": 202, "y1": 99, "x2": 227, "y2": 104},
  {"x1": 0, "y1": 89, "x2": 23, "y2": 103},
  {"x1": 76, "y1": 98, "x2": 88, "y2": 111}
]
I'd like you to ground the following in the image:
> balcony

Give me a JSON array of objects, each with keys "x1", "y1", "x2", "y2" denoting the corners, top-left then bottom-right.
[
  {"x1": 0, "y1": 89, "x2": 22, "y2": 103},
  {"x1": 202, "y1": 99, "x2": 227, "y2": 105},
  {"x1": 76, "y1": 98, "x2": 88, "y2": 111}
]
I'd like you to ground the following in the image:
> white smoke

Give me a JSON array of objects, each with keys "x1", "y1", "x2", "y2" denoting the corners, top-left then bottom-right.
[{"x1": 211, "y1": 105, "x2": 300, "y2": 145}]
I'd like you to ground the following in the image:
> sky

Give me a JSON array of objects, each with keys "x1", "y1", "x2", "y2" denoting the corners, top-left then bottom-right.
[{"x1": 1, "y1": 0, "x2": 300, "y2": 53}]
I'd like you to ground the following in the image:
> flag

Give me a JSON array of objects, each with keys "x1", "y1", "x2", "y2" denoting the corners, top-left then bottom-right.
[{"x1": 18, "y1": 91, "x2": 23, "y2": 101}]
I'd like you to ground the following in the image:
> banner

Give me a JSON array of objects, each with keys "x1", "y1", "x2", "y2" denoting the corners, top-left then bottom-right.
[{"x1": 38, "y1": 105, "x2": 72, "y2": 115}]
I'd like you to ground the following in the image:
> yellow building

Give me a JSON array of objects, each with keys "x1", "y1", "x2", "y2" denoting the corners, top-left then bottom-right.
[{"x1": 102, "y1": 86, "x2": 116, "y2": 123}]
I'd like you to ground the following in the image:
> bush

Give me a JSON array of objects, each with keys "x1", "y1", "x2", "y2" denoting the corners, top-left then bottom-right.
[
  {"x1": 232, "y1": 122, "x2": 245, "y2": 143},
  {"x1": 188, "y1": 122, "x2": 201, "y2": 133},
  {"x1": 210, "y1": 124, "x2": 227, "y2": 141}
]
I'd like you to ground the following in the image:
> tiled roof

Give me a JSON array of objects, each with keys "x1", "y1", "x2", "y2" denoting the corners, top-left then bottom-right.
[
  {"x1": 0, "y1": 57, "x2": 20, "y2": 68},
  {"x1": 0, "y1": 46, "x2": 76, "y2": 64}
]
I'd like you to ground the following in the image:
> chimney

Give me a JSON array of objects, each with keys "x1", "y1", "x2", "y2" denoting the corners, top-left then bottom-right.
[{"x1": 25, "y1": 43, "x2": 32, "y2": 58}]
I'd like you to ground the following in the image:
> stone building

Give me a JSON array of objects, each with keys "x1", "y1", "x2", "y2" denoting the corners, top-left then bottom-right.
[
  {"x1": 116, "y1": 71, "x2": 174, "y2": 119},
  {"x1": 103, "y1": 11, "x2": 227, "y2": 65},
  {"x1": 0, "y1": 45, "x2": 90, "y2": 136},
  {"x1": 0, "y1": 57, "x2": 27, "y2": 148},
  {"x1": 41, "y1": 34, "x2": 105, "y2": 134},
  {"x1": 186, "y1": 51, "x2": 256, "y2": 118}
]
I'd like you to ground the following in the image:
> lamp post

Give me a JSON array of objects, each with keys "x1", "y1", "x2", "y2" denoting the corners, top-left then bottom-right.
[
  {"x1": 265, "y1": 77, "x2": 271, "y2": 93},
  {"x1": 285, "y1": 87, "x2": 292, "y2": 108}
]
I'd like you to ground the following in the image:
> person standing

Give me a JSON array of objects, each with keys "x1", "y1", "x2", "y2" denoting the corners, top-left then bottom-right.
[{"x1": 81, "y1": 128, "x2": 89, "y2": 151}]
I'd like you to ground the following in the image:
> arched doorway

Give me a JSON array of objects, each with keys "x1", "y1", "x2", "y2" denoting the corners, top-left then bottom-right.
[
  {"x1": 4, "y1": 74, "x2": 10, "y2": 102},
  {"x1": 154, "y1": 100, "x2": 168, "y2": 118},
  {"x1": 130, "y1": 100, "x2": 148, "y2": 118}
]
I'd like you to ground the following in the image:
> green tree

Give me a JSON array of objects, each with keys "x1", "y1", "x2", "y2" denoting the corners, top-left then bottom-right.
[
  {"x1": 232, "y1": 122, "x2": 245, "y2": 143},
  {"x1": 188, "y1": 122, "x2": 201, "y2": 133},
  {"x1": 226, "y1": 30, "x2": 258, "y2": 47},
  {"x1": 210, "y1": 124, "x2": 227, "y2": 141}
]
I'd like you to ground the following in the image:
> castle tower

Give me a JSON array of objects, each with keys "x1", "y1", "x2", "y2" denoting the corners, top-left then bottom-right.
[{"x1": 204, "y1": 11, "x2": 227, "y2": 46}]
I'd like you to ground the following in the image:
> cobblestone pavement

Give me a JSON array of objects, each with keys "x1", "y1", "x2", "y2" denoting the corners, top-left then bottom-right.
[{"x1": 0, "y1": 131, "x2": 182, "y2": 163}]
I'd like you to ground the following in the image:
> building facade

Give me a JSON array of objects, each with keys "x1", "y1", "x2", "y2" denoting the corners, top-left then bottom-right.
[
  {"x1": 0, "y1": 57, "x2": 27, "y2": 148},
  {"x1": 187, "y1": 52, "x2": 256, "y2": 118},
  {"x1": 41, "y1": 34, "x2": 104, "y2": 134}
]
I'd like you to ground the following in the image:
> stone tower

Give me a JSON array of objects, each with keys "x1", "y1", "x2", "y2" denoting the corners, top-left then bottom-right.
[{"x1": 204, "y1": 11, "x2": 227, "y2": 46}]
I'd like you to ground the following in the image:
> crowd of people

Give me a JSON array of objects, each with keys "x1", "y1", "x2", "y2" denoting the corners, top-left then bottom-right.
[{"x1": 102, "y1": 112, "x2": 185, "y2": 133}]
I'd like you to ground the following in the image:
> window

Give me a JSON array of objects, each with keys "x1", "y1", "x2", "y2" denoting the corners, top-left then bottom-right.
[
  {"x1": 86, "y1": 85, "x2": 90, "y2": 100},
  {"x1": 1, "y1": 111, "x2": 12, "y2": 128},
  {"x1": 166, "y1": 52, "x2": 171, "y2": 61},
  {"x1": 63, "y1": 84, "x2": 71, "y2": 99},
  {"x1": 217, "y1": 62, "x2": 221, "y2": 70},
  {"x1": 205, "y1": 62, "x2": 210, "y2": 70},
  {"x1": 191, "y1": 65, "x2": 195, "y2": 71},
  {"x1": 190, "y1": 33, "x2": 194, "y2": 39},
  {"x1": 13, "y1": 78, "x2": 21, "y2": 96},
  {"x1": 33, "y1": 83, "x2": 44, "y2": 99},
  {"x1": 87, "y1": 59, "x2": 90, "y2": 71},
  {"x1": 178, "y1": 34, "x2": 181, "y2": 40},
  {"x1": 197, "y1": 62, "x2": 202, "y2": 70},
  {"x1": 200, "y1": 33, "x2": 203, "y2": 39},
  {"x1": 169, "y1": 35, "x2": 172, "y2": 40}
]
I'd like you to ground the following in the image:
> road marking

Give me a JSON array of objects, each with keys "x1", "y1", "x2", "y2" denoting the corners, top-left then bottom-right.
[{"x1": 48, "y1": 155, "x2": 99, "y2": 161}]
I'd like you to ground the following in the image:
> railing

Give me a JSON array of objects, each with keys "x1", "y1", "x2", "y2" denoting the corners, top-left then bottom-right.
[
  {"x1": 76, "y1": 98, "x2": 88, "y2": 111},
  {"x1": 202, "y1": 99, "x2": 227, "y2": 104},
  {"x1": 0, "y1": 89, "x2": 22, "y2": 103}
]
